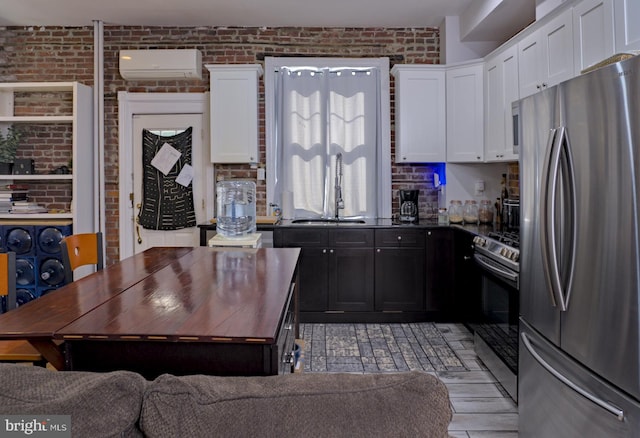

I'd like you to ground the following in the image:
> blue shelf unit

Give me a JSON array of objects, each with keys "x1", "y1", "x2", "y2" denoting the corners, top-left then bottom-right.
[{"x1": 1, "y1": 221, "x2": 73, "y2": 306}]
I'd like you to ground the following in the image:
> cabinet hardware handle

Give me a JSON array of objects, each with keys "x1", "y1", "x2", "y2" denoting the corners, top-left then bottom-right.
[
  {"x1": 397, "y1": 235, "x2": 402, "y2": 241},
  {"x1": 322, "y1": 249, "x2": 327, "y2": 253}
]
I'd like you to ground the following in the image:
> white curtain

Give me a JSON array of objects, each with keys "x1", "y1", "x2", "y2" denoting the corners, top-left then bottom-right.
[{"x1": 274, "y1": 66, "x2": 380, "y2": 219}]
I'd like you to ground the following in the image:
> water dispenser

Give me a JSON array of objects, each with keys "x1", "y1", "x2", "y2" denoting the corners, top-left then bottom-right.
[{"x1": 216, "y1": 180, "x2": 256, "y2": 238}]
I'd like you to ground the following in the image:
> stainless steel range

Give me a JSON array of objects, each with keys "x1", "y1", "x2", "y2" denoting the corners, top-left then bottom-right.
[{"x1": 469, "y1": 230, "x2": 520, "y2": 401}]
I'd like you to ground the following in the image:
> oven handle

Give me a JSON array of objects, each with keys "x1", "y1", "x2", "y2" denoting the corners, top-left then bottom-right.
[{"x1": 473, "y1": 253, "x2": 518, "y2": 283}]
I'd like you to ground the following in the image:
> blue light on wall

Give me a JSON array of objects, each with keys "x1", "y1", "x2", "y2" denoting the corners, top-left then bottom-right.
[{"x1": 432, "y1": 163, "x2": 446, "y2": 187}]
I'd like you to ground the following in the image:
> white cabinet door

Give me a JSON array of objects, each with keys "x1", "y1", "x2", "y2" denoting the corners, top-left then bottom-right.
[
  {"x1": 485, "y1": 45, "x2": 519, "y2": 162},
  {"x1": 519, "y1": 9, "x2": 574, "y2": 98},
  {"x1": 574, "y1": 0, "x2": 615, "y2": 74},
  {"x1": 614, "y1": 0, "x2": 640, "y2": 52},
  {"x1": 518, "y1": 31, "x2": 542, "y2": 98},
  {"x1": 207, "y1": 64, "x2": 262, "y2": 163},
  {"x1": 543, "y1": 10, "x2": 575, "y2": 87},
  {"x1": 391, "y1": 65, "x2": 446, "y2": 163},
  {"x1": 446, "y1": 61, "x2": 484, "y2": 163}
]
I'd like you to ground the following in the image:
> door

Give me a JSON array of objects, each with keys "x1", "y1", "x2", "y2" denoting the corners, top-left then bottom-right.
[
  {"x1": 519, "y1": 320, "x2": 640, "y2": 438},
  {"x1": 446, "y1": 62, "x2": 484, "y2": 162},
  {"x1": 558, "y1": 60, "x2": 640, "y2": 401},
  {"x1": 518, "y1": 85, "x2": 561, "y2": 344},
  {"x1": 573, "y1": 0, "x2": 615, "y2": 74},
  {"x1": 132, "y1": 114, "x2": 205, "y2": 253}
]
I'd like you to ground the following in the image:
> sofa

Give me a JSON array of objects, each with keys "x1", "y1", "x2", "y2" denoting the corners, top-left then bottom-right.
[{"x1": 0, "y1": 363, "x2": 452, "y2": 437}]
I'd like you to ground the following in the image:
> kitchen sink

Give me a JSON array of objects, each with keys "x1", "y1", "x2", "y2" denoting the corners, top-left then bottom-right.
[{"x1": 291, "y1": 218, "x2": 366, "y2": 225}]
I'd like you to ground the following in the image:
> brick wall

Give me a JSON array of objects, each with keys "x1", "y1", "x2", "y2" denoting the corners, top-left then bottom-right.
[{"x1": 0, "y1": 25, "x2": 442, "y2": 263}]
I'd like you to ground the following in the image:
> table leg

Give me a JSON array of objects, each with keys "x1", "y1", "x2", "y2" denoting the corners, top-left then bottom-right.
[{"x1": 28, "y1": 340, "x2": 65, "y2": 370}]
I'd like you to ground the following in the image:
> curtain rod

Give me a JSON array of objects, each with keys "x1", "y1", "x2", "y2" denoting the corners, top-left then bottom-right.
[{"x1": 256, "y1": 53, "x2": 404, "y2": 62}]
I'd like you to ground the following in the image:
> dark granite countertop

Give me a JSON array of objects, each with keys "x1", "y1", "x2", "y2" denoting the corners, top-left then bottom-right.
[{"x1": 199, "y1": 219, "x2": 497, "y2": 236}]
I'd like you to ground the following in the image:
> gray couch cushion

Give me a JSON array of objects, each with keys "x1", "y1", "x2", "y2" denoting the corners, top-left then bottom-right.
[
  {"x1": 0, "y1": 363, "x2": 146, "y2": 438},
  {"x1": 141, "y1": 371, "x2": 452, "y2": 438}
]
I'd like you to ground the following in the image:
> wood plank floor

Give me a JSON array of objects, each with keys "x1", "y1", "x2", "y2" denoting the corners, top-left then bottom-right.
[{"x1": 300, "y1": 322, "x2": 519, "y2": 437}]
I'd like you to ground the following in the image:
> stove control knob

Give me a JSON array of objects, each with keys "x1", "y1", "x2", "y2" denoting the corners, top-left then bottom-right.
[
  {"x1": 511, "y1": 252, "x2": 520, "y2": 262},
  {"x1": 500, "y1": 247, "x2": 508, "y2": 257}
]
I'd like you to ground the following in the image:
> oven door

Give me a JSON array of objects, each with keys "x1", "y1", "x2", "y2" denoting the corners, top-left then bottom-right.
[
  {"x1": 473, "y1": 253, "x2": 518, "y2": 290},
  {"x1": 472, "y1": 252, "x2": 520, "y2": 400}
]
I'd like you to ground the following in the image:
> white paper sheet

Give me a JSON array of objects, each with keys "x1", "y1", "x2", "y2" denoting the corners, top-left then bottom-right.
[
  {"x1": 151, "y1": 142, "x2": 181, "y2": 176},
  {"x1": 176, "y1": 163, "x2": 194, "y2": 187}
]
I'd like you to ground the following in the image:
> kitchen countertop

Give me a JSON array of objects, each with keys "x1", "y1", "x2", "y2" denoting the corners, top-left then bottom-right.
[
  {"x1": 199, "y1": 218, "x2": 496, "y2": 232},
  {"x1": 198, "y1": 219, "x2": 497, "y2": 246},
  {"x1": 276, "y1": 218, "x2": 496, "y2": 235}
]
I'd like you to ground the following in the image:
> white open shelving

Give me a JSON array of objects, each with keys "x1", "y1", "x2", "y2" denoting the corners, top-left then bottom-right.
[{"x1": 0, "y1": 82, "x2": 94, "y2": 230}]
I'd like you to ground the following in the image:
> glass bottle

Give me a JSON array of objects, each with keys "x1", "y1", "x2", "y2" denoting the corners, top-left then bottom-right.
[
  {"x1": 448, "y1": 200, "x2": 463, "y2": 224},
  {"x1": 478, "y1": 199, "x2": 494, "y2": 224},
  {"x1": 463, "y1": 200, "x2": 478, "y2": 224},
  {"x1": 216, "y1": 180, "x2": 256, "y2": 238},
  {"x1": 438, "y1": 208, "x2": 449, "y2": 225}
]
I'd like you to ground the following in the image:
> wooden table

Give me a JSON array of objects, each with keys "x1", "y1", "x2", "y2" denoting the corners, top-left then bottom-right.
[{"x1": 0, "y1": 247, "x2": 300, "y2": 379}]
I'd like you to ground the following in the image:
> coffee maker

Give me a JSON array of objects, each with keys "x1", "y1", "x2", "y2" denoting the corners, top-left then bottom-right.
[{"x1": 399, "y1": 189, "x2": 419, "y2": 222}]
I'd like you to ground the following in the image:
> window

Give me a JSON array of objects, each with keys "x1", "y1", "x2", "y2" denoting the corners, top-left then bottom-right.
[{"x1": 265, "y1": 57, "x2": 391, "y2": 219}]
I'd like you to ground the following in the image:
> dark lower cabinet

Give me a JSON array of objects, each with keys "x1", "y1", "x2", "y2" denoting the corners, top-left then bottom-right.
[
  {"x1": 330, "y1": 247, "x2": 374, "y2": 311},
  {"x1": 425, "y1": 228, "x2": 454, "y2": 315},
  {"x1": 274, "y1": 228, "x2": 374, "y2": 318},
  {"x1": 453, "y1": 228, "x2": 481, "y2": 322},
  {"x1": 296, "y1": 247, "x2": 330, "y2": 312},
  {"x1": 275, "y1": 225, "x2": 473, "y2": 323},
  {"x1": 374, "y1": 229, "x2": 425, "y2": 311}
]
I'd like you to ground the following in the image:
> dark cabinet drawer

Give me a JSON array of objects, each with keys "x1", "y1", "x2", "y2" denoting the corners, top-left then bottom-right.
[
  {"x1": 275, "y1": 228, "x2": 329, "y2": 247},
  {"x1": 329, "y1": 229, "x2": 374, "y2": 247},
  {"x1": 375, "y1": 229, "x2": 425, "y2": 247}
]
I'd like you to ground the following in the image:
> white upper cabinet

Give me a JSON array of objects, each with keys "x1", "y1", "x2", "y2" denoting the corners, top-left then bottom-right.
[
  {"x1": 207, "y1": 64, "x2": 262, "y2": 163},
  {"x1": 614, "y1": 0, "x2": 640, "y2": 52},
  {"x1": 518, "y1": 8, "x2": 574, "y2": 98},
  {"x1": 573, "y1": 0, "x2": 615, "y2": 74},
  {"x1": 391, "y1": 65, "x2": 446, "y2": 163},
  {"x1": 484, "y1": 45, "x2": 519, "y2": 162},
  {"x1": 446, "y1": 61, "x2": 484, "y2": 163}
]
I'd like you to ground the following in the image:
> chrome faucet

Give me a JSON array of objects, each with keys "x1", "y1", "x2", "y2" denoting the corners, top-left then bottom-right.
[{"x1": 335, "y1": 153, "x2": 344, "y2": 219}]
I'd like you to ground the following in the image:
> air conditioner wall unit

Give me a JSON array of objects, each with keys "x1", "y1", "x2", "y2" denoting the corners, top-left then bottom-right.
[{"x1": 119, "y1": 49, "x2": 203, "y2": 80}]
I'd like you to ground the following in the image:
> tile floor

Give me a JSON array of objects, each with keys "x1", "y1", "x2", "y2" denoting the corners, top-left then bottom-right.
[{"x1": 300, "y1": 322, "x2": 519, "y2": 438}]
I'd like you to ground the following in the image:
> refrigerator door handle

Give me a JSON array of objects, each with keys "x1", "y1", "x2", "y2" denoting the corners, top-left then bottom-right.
[
  {"x1": 558, "y1": 127, "x2": 578, "y2": 308},
  {"x1": 540, "y1": 126, "x2": 576, "y2": 311},
  {"x1": 540, "y1": 128, "x2": 564, "y2": 309},
  {"x1": 521, "y1": 332, "x2": 625, "y2": 421}
]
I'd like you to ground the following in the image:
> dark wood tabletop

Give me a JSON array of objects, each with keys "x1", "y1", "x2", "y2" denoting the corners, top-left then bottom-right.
[
  {"x1": 57, "y1": 247, "x2": 300, "y2": 342},
  {"x1": 0, "y1": 246, "x2": 301, "y2": 372}
]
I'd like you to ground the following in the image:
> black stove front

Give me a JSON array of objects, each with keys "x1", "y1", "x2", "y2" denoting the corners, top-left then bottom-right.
[{"x1": 468, "y1": 229, "x2": 520, "y2": 401}]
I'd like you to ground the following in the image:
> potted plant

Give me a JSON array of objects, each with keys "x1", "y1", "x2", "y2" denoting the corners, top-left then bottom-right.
[{"x1": 0, "y1": 125, "x2": 22, "y2": 174}]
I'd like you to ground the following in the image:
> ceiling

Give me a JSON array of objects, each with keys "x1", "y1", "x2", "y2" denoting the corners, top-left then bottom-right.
[{"x1": 0, "y1": 0, "x2": 534, "y2": 43}]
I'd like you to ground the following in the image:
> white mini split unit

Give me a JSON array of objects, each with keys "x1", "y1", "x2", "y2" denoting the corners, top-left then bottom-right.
[{"x1": 119, "y1": 49, "x2": 203, "y2": 80}]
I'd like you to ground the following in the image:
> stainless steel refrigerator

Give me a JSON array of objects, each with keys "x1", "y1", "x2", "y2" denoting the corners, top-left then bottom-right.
[{"x1": 517, "y1": 54, "x2": 640, "y2": 437}]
